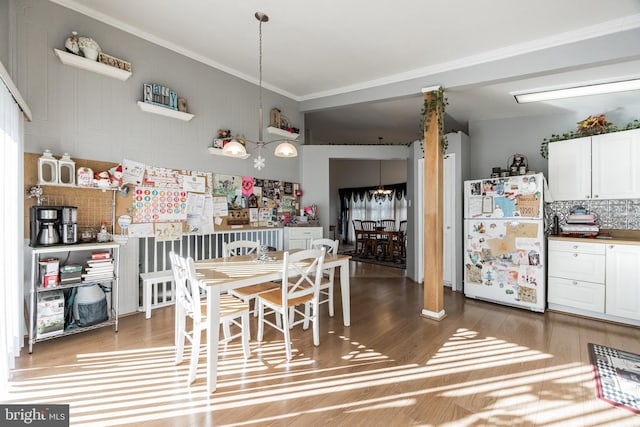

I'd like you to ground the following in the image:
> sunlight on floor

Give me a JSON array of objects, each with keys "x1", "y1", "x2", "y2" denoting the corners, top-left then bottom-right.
[{"x1": 7, "y1": 328, "x2": 633, "y2": 426}]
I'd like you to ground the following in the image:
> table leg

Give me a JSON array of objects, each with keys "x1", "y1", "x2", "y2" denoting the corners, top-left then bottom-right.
[
  {"x1": 206, "y1": 288, "x2": 221, "y2": 394},
  {"x1": 339, "y1": 260, "x2": 350, "y2": 326}
]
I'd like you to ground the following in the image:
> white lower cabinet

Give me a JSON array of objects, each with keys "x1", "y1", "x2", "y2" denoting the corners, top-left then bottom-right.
[
  {"x1": 547, "y1": 277, "x2": 605, "y2": 313},
  {"x1": 283, "y1": 227, "x2": 323, "y2": 250},
  {"x1": 548, "y1": 239, "x2": 640, "y2": 325},
  {"x1": 605, "y1": 244, "x2": 640, "y2": 321}
]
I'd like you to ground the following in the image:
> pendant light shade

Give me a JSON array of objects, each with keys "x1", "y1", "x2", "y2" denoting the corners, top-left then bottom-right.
[
  {"x1": 221, "y1": 139, "x2": 247, "y2": 157},
  {"x1": 275, "y1": 141, "x2": 297, "y2": 157}
]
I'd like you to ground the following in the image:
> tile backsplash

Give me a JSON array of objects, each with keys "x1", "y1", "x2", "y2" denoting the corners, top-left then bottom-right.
[{"x1": 546, "y1": 199, "x2": 640, "y2": 231}]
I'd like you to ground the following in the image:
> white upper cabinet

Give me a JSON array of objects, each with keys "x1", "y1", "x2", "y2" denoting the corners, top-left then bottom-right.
[
  {"x1": 548, "y1": 129, "x2": 640, "y2": 201},
  {"x1": 548, "y1": 136, "x2": 591, "y2": 201},
  {"x1": 592, "y1": 129, "x2": 640, "y2": 199}
]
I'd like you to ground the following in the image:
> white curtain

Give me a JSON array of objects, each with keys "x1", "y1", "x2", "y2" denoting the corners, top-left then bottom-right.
[
  {"x1": 346, "y1": 195, "x2": 407, "y2": 243},
  {"x1": 0, "y1": 78, "x2": 24, "y2": 390}
]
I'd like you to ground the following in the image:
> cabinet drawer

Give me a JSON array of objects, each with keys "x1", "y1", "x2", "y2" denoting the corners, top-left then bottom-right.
[
  {"x1": 548, "y1": 240, "x2": 605, "y2": 255},
  {"x1": 548, "y1": 250, "x2": 605, "y2": 283},
  {"x1": 287, "y1": 227, "x2": 322, "y2": 239},
  {"x1": 548, "y1": 277, "x2": 605, "y2": 313}
]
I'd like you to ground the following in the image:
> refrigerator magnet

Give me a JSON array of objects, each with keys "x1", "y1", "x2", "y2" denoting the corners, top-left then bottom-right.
[{"x1": 482, "y1": 196, "x2": 494, "y2": 213}]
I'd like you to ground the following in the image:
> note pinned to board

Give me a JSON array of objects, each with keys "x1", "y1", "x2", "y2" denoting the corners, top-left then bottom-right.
[{"x1": 516, "y1": 194, "x2": 540, "y2": 218}]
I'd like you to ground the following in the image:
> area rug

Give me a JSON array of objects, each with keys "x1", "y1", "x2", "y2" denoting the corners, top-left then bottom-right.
[
  {"x1": 339, "y1": 250, "x2": 406, "y2": 269},
  {"x1": 588, "y1": 343, "x2": 640, "y2": 414}
]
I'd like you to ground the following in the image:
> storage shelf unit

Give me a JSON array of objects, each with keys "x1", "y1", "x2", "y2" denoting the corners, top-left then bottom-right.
[
  {"x1": 26, "y1": 242, "x2": 120, "y2": 353},
  {"x1": 54, "y1": 48, "x2": 132, "y2": 81},
  {"x1": 267, "y1": 126, "x2": 299, "y2": 140},
  {"x1": 137, "y1": 101, "x2": 194, "y2": 121}
]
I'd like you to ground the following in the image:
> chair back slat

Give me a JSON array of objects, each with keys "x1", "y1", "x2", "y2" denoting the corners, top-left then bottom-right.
[
  {"x1": 223, "y1": 240, "x2": 260, "y2": 257},
  {"x1": 311, "y1": 238, "x2": 339, "y2": 255},
  {"x1": 282, "y1": 248, "x2": 325, "y2": 302}
]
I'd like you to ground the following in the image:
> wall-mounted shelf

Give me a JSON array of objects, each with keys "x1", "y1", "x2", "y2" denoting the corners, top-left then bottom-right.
[
  {"x1": 267, "y1": 126, "x2": 299, "y2": 140},
  {"x1": 137, "y1": 101, "x2": 194, "y2": 122},
  {"x1": 207, "y1": 147, "x2": 250, "y2": 159},
  {"x1": 54, "y1": 48, "x2": 132, "y2": 81},
  {"x1": 38, "y1": 182, "x2": 119, "y2": 192}
]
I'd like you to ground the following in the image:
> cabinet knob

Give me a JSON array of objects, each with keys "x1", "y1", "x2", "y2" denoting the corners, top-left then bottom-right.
[
  {"x1": 572, "y1": 281, "x2": 578, "y2": 285},
  {"x1": 586, "y1": 195, "x2": 590, "y2": 199},
  {"x1": 573, "y1": 253, "x2": 578, "y2": 257},
  {"x1": 594, "y1": 194, "x2": 599, "y2": 198},
  {"x1": 609, "y1": 245, "x2": 614, "y2": 250},
  {"x1": 572, "y1": 245, "x2": 578, "y2": 249}
]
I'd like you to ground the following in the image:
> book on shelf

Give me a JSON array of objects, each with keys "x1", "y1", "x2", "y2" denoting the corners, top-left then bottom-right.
[{"x1": 91, "y1": 251, "x2": 111, "y2": 260}]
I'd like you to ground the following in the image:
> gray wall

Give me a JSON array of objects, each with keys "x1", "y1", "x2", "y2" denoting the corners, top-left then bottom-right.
[
  {"x1": 0, "y1": 0, "x2": 9, "y2": 70},
  {"x1": 467, "y1": 106, "x2": 640, "y2": 181},
  {"x1": 329, "y1": 158, "x2": 407, "y2": 230},
  {"x1": 15, "y1": 0, "x2": 302, "y2": 182},
  {"x1": 300, "y1": 145, "x2": 410, "y2": 237}
]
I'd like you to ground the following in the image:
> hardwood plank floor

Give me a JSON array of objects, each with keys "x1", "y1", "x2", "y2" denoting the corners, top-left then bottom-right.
[{"x1": 8, "y1": 261, "x2": 640, "y2": 426}]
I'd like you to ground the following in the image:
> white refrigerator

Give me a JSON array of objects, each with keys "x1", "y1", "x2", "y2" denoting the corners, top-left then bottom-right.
[{"x1": 463, "y1": 173, "x2": 546, "y2": 312}]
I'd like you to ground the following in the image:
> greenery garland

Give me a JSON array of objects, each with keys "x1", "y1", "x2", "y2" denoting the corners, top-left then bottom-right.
[
  {"x1": 419, "y1": 87, "x2": 448, "y2": 153},
  {"x1": 540, "y1": 118, "x2": 640, "y2": 159}
]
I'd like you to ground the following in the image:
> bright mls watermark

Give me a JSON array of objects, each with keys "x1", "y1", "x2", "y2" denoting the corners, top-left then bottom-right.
[{"x1": 1, "y1": 405, "x2": 69, "y2": 426}]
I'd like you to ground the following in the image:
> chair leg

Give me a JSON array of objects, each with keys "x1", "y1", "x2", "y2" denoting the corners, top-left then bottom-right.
[
  {"x1": 282, "y1": 308, "x2": 292, "y2": 361},
  {"x1": 222, "y1": 319, "x2": 231, "y2": 340},
  {"x1": 312, "y1": 300, "x2": 320, "y2": 346},
  {"x1": 175, "y1": 315, "x2": 186, "y2": 365},
  {"x1": 241, "y1": 311, "x2": 250, "y2": 359},
  {"x1": 303, "y1": 303, "x2": 310, "y2": 330},
  {"x1": 257, "y1": 299, "x2": 264, "y2": 342},
  {"x1": 289, "y1": 307, "x2": 295, "y2": 329},
  {"x1": 328, "y1": 281, "x2": 335, "y2": 317},
  {"x1": 188, "y1": 331, "x2": 200, "y2": 384}
]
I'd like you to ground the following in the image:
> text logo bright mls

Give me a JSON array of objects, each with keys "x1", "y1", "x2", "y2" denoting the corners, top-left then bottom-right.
[{"x1": 1, "y1": 405, "x2": 69, "y2": 426}]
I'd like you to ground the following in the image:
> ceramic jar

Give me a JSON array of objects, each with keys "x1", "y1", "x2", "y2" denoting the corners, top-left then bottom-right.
[{"x1": 64, "y1": 31, "x2": 80, "y2": 55}]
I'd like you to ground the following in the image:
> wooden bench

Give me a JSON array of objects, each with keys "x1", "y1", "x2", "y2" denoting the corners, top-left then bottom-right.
[{"x1": 140, "y1": 270, "x2": 174, "y2": 319}]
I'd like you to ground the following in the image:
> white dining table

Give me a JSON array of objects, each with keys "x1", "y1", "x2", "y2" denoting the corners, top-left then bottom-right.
[{"x1": 194, "y1": 251, "x2": 352, "y2": 393}]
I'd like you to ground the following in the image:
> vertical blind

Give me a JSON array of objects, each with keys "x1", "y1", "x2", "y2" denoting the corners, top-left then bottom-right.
[{"x1": 0, "y1": 77, "x2": 24, "y2": 390}]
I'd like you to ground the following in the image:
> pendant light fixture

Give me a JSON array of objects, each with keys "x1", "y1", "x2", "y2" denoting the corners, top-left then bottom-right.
[
  {"x1": 370, "y1": 151, "x2": 393, "y2": 203},
  {"x1": 220, "y1": 11, "x2": 298, "y2": 170}
]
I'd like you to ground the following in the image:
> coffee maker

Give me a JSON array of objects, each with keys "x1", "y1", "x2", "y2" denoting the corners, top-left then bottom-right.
[
  {"x1": 60, "y1": 206, "x2": 78, "y2": 244},
  {"x1": 30, "y1": 206, "x2": 62, "y2": 247}
]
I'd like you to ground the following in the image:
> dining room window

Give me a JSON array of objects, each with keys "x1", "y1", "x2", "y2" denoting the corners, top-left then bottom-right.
[{"x1": 339, "y1": 184, "x2": 407, "y2": 244}]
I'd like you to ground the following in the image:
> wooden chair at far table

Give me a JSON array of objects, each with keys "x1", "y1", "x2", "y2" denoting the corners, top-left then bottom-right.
[
  {"x1": 360, "y1": 220, "x2": 378, "y2": 256},
  {"x1": 256, "y1": 248, "x2": 326, "y2": 361},
  {"x1": 223, "y1": 240, "x2": 280, "y2": 319},
  {"x1": 170, "y1": 251, "x2": 250, "y2": 384},
  {"x1": 311, "y1": 238, "x2": 340, "y2": 317}
]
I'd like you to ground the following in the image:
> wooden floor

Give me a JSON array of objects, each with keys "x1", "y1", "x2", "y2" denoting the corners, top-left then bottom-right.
[{"x1": 9, "y1": 261, "x2": 640, "y2": 426}]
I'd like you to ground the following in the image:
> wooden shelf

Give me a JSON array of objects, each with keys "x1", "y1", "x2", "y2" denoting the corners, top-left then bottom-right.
[
  {"x1": 207, "y1": 147, "x2": 250, "y2": 159},
  {"x1": 39, "y1": 182, "x2": 118, "y2": 192},
  {"x1": 267, "y1": 126, "x2": 299, "y2": 140},
  {"x1": 54, "y1": 48, "x2": 132, "y2": 81},
  {"x1": 137, "y1": 101, "x2": 194, "y2": 122}
]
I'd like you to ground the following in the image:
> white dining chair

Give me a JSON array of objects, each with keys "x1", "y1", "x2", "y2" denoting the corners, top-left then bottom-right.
[
  {"x1": 224, "y1": 240, "x2": 280, "y2": 318},
  {"x1": 256, "y1": 248, "x2": 326, "y2": 361},
  {"x1": 311, "y1": 238, "x2": 339, "y2": 317},
  {"x1": 172, "y1": 252, "x2": 250, "y2": 384}
]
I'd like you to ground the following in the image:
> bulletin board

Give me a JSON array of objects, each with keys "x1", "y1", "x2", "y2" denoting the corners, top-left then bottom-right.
[{"x1": 24, "y1": 153, "x2": 301, "y2": 240}]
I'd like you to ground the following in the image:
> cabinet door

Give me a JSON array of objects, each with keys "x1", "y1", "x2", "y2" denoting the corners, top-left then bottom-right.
[
  {"x1": 548, "y1": 137, "x2": 591, "y2": 201},
  {"x1": 592, "y1": 129, "x2": 640, "y2": 200},
  {"x1": 547, "y1": 250, "x2": 605, "y2": 283},
  {"x1": 605, "y1": 244, "x2": 640, "y2": 320}
]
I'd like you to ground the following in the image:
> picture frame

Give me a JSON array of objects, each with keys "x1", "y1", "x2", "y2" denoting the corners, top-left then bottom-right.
[
  {"x1": 143, "y1": 84, "x2": 153, "y2": 103},
  {"x1": 482, "y1": 196, "x2": 494, "y2": 213}
]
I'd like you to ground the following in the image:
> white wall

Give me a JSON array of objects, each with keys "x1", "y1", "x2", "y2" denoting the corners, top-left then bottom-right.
[
  {"x1": 329, "y1": 159, "x2": 407, "y2": 229},
  {"x1": 15, "y1": 0, "x2": 302, "y2": 182},
  {"x1": 300, "y1": 145, "x2": 410, "y2": 237}
]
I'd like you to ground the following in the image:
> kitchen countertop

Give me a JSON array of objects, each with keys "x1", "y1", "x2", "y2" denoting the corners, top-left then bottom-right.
[{"x1": 548, "y1": 229, "x2": 640, "y2": 245}]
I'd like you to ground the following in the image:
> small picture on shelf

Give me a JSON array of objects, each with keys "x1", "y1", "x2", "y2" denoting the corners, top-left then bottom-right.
[
  {"x1": 143, "y1": 84, "x2": 153, "y2": 103},
  {"x1": 178, "y1": 98, "x2": 188, "y2": 113}
]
